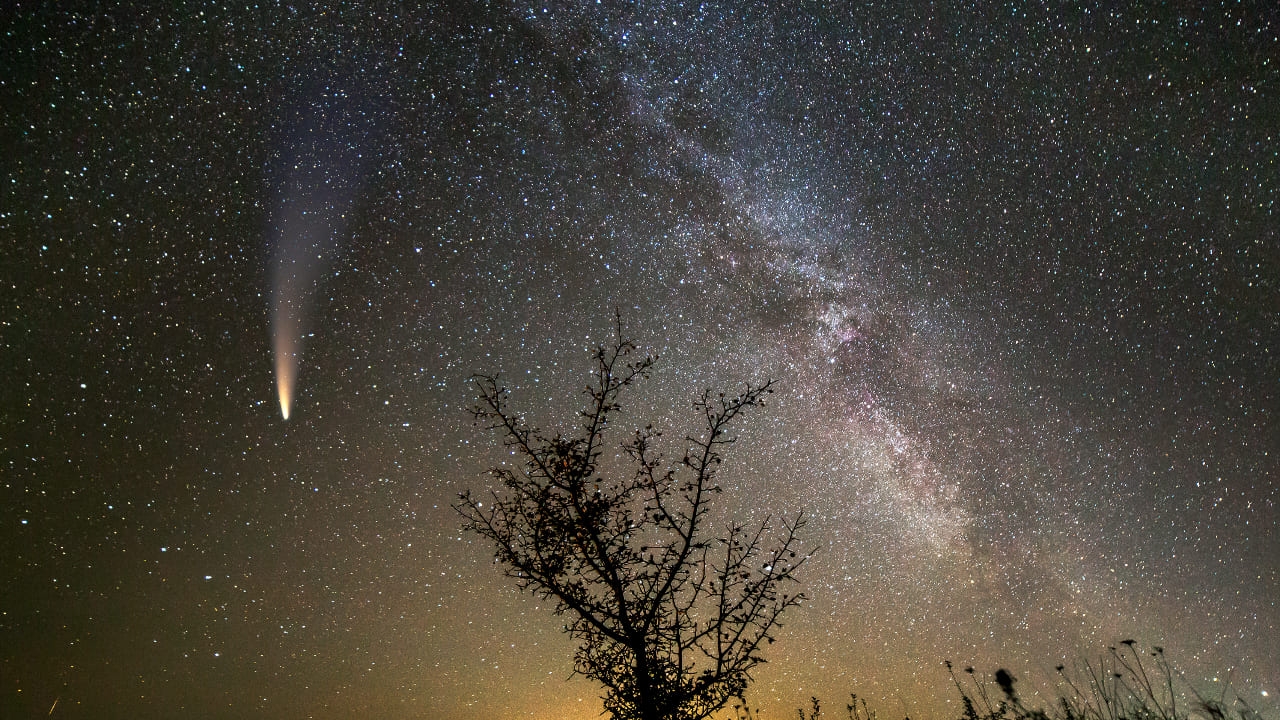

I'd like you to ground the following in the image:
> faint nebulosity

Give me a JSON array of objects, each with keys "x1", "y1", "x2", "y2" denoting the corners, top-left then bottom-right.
[{"x1": 2, "y1": 3, "x2": 1276, "y2": 720}]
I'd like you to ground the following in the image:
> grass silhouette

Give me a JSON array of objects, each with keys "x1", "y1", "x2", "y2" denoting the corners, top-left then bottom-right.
[
  {"x1": 738, "y1": 643, "x2": 1267, "y2": 720},
  {"x1": 943, "y1": 643, "x2": 1266, "y2": 720}
]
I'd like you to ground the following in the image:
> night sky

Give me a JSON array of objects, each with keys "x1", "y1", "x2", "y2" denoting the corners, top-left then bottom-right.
[{"x1": 3, "y1": 3, "x2": 1277, "y2": 719}]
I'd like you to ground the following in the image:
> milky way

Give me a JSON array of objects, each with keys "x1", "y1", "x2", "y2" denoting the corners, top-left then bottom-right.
[{"x1": 3, "y1": 4, "x2": 1276, "y2": 720}]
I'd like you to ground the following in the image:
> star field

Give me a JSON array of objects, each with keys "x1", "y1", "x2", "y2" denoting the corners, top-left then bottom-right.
[{"x1": 2, "y1": 3, "x2": 1277, "y2": 720}]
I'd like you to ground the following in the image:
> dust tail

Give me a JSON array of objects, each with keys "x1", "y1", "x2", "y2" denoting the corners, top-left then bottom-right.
[{"x1": 274, "y1": 318, "x2": 296, "y2": 420}]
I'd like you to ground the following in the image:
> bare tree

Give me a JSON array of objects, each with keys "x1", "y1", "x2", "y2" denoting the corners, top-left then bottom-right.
[{"x1": 457, "y1": 321, "x2": 809, "y2": 720}]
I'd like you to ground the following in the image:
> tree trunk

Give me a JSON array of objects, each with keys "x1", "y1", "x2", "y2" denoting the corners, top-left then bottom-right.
[{"x1": 634, "y1": 653, "x2": 665, "y2": 720}]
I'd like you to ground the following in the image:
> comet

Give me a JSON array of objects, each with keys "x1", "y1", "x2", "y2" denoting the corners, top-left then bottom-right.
[
  {"x1": 267, "y1": 70, "x2": 383, "y2": 420},
  {"x1": 269, "y1": 171, "x2": 345, "y2": 422}
]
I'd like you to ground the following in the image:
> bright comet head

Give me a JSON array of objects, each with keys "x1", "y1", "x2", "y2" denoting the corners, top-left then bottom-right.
[{"x1": 278, "y1": 384, "x2": 291, "y2": 420}]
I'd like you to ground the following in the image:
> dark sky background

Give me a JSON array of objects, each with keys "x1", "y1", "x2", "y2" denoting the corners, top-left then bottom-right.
[{"x1": 2, "y1": 3, "x2": 1277, "y2": 719}]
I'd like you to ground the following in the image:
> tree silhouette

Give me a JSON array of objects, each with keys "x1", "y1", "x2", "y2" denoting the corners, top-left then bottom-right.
[{"x1": 457, "y1": 320, "x2": 809, "y2": 720}]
